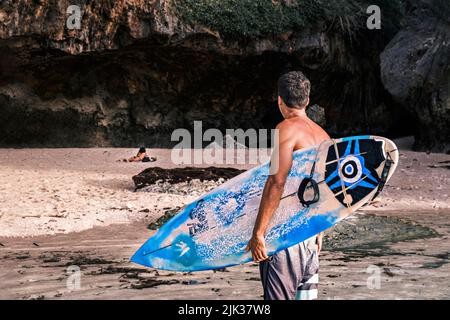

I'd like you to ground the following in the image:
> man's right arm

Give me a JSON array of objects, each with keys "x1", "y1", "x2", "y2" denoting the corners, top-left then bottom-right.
[{"x1": 246, "y1": 123, "x2": 295, "y2": 261}]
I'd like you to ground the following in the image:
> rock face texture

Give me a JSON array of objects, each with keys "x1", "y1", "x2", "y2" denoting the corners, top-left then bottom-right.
[
  {"x1": 381, "y1": 0, "x2": 450, "y2": 153},
  {"x1": 0, "y1": 0, "x2": 445, "y2": 150}
]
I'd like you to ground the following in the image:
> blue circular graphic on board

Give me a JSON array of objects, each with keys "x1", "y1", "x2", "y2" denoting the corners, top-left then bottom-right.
[
  {"x1": 340, "y1": 155, "x2": 362, "y2": 184},
  {"x1": 345, "y1": 164, "x2": 354, "y2": 175}
]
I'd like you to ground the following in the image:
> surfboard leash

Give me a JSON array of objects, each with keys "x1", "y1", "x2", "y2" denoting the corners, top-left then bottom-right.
[{"x1": 297, "y1": 140, "x2": 328, "y2": 207}]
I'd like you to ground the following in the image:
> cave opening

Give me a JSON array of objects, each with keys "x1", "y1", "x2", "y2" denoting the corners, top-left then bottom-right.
[{"x1": 0, "y1": 40, "x2": 417, "y2": 148}]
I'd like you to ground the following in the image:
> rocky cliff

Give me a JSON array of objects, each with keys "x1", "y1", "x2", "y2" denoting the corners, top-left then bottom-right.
[
  {"x1": 0, "y1": 0, "x2": 446, "y2": 151},
  {"x1": 381, "y1": 0, "x2": 450, "y2": 153}
]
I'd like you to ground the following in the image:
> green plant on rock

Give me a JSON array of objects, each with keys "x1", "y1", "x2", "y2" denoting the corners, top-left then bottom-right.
[{"x1": 170, "y1": 0, "x2": 404, "y2": 39}]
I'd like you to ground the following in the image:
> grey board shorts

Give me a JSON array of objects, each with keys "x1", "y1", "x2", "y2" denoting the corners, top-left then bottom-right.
[{"x1": 259, "y1": 236, "x2": 319, "y2": 300}]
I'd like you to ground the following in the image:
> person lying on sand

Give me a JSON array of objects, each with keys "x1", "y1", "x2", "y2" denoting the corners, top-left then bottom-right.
[{"x1": 119, "y1": 147, "x2": 157, "y2": 163}]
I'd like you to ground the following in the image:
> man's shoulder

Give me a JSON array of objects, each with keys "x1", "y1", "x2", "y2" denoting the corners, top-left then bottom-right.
[
  {"x1": 276, "y1": 119, "x2": 298, "y2": 131},
  {"x1": 276, "y1": 119, "x2": 307, "y2": 137},
  {"x1": 275, "y1": 120, "x2": 299, "y2": 142}
]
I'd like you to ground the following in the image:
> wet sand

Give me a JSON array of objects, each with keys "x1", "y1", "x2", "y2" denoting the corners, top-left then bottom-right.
[
  {"x1": 0, "y1": 143, "x2": 449, "y2": 299},
  {"x1": 0, "y1": 210, "x2": 449, "y2": 300}
]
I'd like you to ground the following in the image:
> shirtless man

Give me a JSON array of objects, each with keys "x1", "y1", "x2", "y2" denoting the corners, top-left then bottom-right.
[{"x1": 246, "y1": 71, "x2": 330, "y2": 300}]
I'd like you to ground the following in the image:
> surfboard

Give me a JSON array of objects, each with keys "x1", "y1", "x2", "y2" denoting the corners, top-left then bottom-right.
[{"x1": 131, "y1": 136, "x2": 399, "y2": 272}]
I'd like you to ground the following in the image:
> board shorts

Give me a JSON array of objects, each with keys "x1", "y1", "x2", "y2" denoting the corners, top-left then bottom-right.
[{"x1": 259, "y1": 236, "x2": 319, "y2": 300}]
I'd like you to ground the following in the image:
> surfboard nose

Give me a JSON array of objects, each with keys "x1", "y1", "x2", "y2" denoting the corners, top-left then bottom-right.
[
  {"x1": 130, "y1": 233, "x2": 200, "y2": 272},
  {"x1": 130, "y1": 252, "x2": 195, "y2": 272},
  {"x1": 130, "y1": 247, "x2": 174, "y2": 271}
]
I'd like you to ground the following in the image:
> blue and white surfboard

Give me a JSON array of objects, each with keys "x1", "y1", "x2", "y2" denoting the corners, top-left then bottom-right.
[{"x1": 131, "y1": 136, "x2": 399, "y2": 272}]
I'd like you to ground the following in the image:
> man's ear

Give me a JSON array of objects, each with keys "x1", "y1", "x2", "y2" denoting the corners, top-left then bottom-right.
[{"x1": 278, "y1": 96, "x2": 288, "y2": 109}]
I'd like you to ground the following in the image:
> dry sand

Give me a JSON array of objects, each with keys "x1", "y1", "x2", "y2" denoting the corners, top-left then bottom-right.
[
  {"x1": 0, "y1": 140, "x2": 449, "y2": 299},
  {"x1": 0, "y1": 148, "x2": 221, "y2": 237}
]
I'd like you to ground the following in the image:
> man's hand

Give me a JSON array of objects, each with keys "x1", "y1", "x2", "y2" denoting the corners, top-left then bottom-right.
[{"x1": 245, "y1": 234, "x2": 269, "y2": 262}]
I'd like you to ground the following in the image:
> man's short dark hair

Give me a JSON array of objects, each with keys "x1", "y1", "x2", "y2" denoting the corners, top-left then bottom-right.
[{"x1": 277, "y1": 71, "x2": 311, "y2": 109}]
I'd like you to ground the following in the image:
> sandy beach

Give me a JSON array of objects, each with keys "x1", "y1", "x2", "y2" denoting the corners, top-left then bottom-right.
[
  {"x1": 1, "y1": 0, "x2": 448, "y2": 303},
  {"x1": 0, "y1": 141, "x2": 449, "y2": 299}
]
